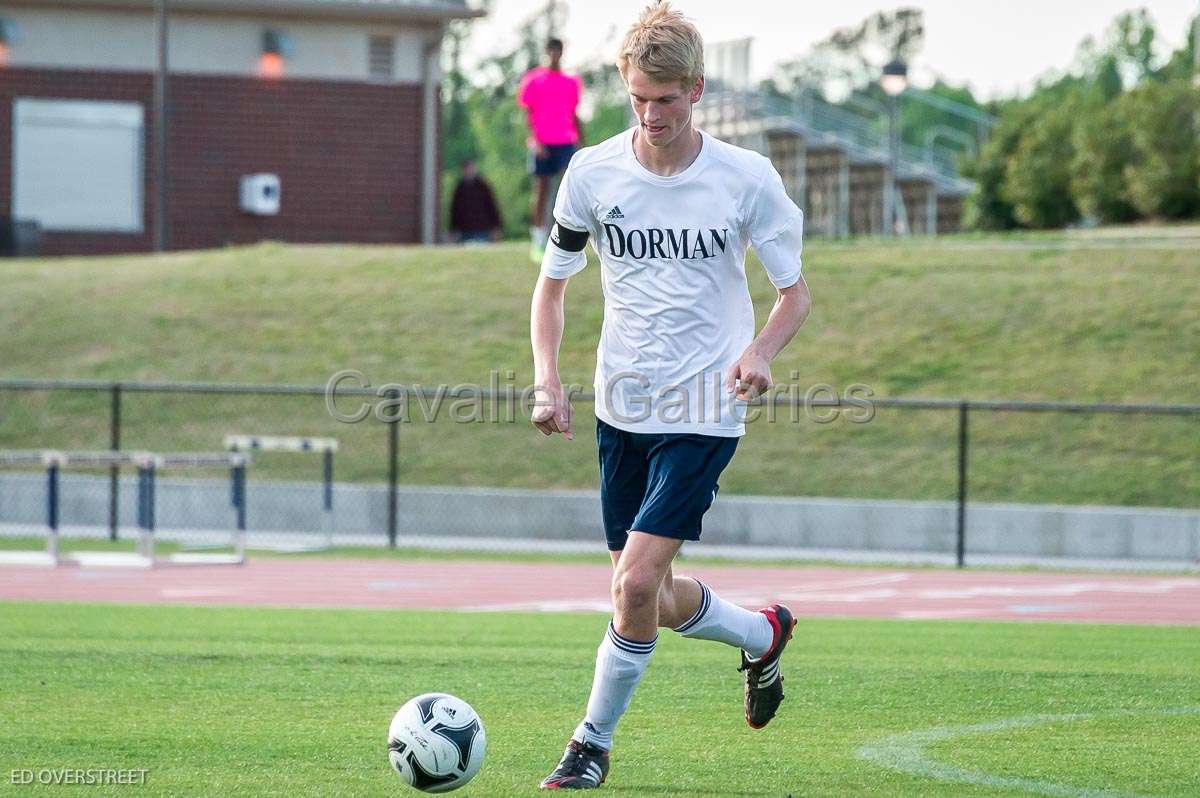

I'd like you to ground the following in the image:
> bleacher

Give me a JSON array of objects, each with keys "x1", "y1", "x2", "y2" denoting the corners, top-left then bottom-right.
[{"x1": 694, "y1": 84, "x2": 985, "y2": 237}]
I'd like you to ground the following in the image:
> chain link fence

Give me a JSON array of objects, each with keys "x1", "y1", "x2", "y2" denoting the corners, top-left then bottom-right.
[{"x1": 1, "y1": 379, "x2": 1198, "y2": 566}]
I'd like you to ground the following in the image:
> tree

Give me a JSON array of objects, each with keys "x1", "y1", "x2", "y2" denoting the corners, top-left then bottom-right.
[
  {"x1": 1121, "y1": 80, "x2": 1200, "y2": 219},
  {"x1": 1070, "y1": 97, "x2": 1136, "y2": 224},
  {"x1": 1001, "y1": 97, "x2": 1080, "y2": 229},
  {"x1": 764, "y1": 6, "x2": 992, "y2": 182},
  {"x1": 440, "y1": 0, "x2": 620, "y2": 239},
  {"x1": 962, "y1": 106, "x2": 1029, "y2": 231},
  {"x1": 768, "y1": 8, "x2": 924, "y2": 100},
  {"x1": 966, "y1": 8, "x2": 1200, "y2": 230},
  {"x1": 1153, "y1": 13, "x2": 1198, "y2": 82},
  {"x1": 1108, "y1": 9, "x2": 1158, "y2": 85}
]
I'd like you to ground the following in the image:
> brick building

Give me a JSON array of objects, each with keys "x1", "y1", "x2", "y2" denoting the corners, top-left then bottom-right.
[{"x1": 0, "y1": 0, "x2": 480, "y2": 255}]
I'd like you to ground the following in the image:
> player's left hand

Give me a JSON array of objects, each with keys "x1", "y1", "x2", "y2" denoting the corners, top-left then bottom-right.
[{"x1": 726, "y1": 353, "x2": 772, "y2": 401}]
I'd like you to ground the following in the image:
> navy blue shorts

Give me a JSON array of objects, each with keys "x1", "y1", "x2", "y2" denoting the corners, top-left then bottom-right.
[
  {"x1": 596, "y1": 417, "x2": 739, "y2": 551},
  {"x1": 529, "y1": 143, "x2": 576, "y2": 177}
]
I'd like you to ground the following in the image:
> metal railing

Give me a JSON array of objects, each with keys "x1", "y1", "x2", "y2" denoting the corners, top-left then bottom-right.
[
  {"x1": 697, "y1": 87, "x2": 975, "y2": 192},
  {"x1": 1, "y1": 378, "x2": 1197, "y2": 566}
]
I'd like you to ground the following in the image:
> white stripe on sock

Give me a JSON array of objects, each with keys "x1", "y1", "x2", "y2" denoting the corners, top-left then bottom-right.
[
  {"x1": 674, "y1": 581, "x2": 711, "y2": 633},
  {"x1": 675, "y1": 583, "x2": 773, "y2": 657},
  {"x1": 607, "y1": 622, "x2": 657, "y2": 654}
]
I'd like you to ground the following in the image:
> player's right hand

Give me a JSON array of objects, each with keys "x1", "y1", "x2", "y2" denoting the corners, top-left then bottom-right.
[{"x1": 531, "y1": 383, "x2": 573, "y2": 440}]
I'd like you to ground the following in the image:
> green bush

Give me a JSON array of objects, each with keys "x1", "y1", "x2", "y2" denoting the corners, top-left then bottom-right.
[
  {"x1": 961, "y1": 111, "x2": 1026, "y2": 231},
  {"x1": 964, "y1": 12, "x2": 1200, "y2": 230},
  {"x1": 1122, "y1": 80, "x2": 1200, "y2": 220},
  {"x1": 1001, "y1": 99, "x2": 1080, "y2": 229},
  {"x1": 1070, "y1": 98, "x2": 1137, "y2": 224}
]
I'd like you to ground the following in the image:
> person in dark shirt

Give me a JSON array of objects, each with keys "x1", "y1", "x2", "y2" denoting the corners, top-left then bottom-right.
[{"x1": 449, "y1": 160, "x2": 503, "y2": 243}]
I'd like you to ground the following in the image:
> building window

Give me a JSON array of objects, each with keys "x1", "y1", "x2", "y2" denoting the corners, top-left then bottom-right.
[
  {"x1": 13, "y1": 98, "x2": 143, "y2": 233},
  {"x1": 368, "y1": 34, "x2": 395, "y2": 82}
]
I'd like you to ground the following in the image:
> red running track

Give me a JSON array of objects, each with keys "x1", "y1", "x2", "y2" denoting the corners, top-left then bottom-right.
[{"x1": 1, "y1": 559, "x2": 1198, "y2": 625}]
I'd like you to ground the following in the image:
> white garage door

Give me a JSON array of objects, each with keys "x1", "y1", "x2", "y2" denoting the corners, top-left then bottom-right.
[{"x1": 13, "y1": 98, "x2": 144, "y2": 232}]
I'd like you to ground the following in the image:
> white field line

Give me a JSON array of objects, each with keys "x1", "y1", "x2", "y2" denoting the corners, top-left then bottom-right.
[
  {"x1": 896, "y1": 608, "x2": 991, "y2": 619},
  {"x1": 459, "y1": 575, "x2": 1200, "y2": 613},
  {"x1": 915, "y1": 580, "x2": 1200, "y2": 600},
  {"x1": 857, "y1": 707, "x2": 1200, "y2": 798},
  {"x1": 667, "y1": 577, "x2": 1200, "y2": 609},
  {"x1": 462, "y1": 599, "x2": 613, "y2": 613},
  {"x1": 462, "y1": 574, "x2": 915, "y2": 613},
  {"x1": 160, "y1": 587, "x2": 244, "y2": 599}
]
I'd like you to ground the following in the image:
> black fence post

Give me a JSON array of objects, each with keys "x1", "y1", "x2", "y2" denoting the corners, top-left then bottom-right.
[
  {"x1": 109, "y1": 383, "x2": 121, "y2": 541},
  {"x1": 387, "y1": 388, "x2": 399, "y2": 548},
  {"x1": 136, "y1": 467, "x2": 147, "y2": 530},
  {"x1": 232, "y1": 463, "x2": 247, "y2": 532},
  {"x1": 956, "y1": 401, "x2": 969, "y2": 568},
  {"x1": 322, "y1": 449, "x2": 334, "y2": 512},
  {"x1": 136, "y1": 463, "x2": 155, "y2": 561},
  {"x1": 47, "y1": 462, "x2": 60, "y2": 532},
  {"x1": 147, "y1": 463, "x2": 156, "y2": 532}
]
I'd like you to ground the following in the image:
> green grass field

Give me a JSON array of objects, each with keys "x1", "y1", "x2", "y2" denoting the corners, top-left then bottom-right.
[
  {"x1": 1, "y1": 602, "x2": 1196, "y2": 797},
  {"x1": 1, "y1": 232, "x2": 1198, "y2": 508}
]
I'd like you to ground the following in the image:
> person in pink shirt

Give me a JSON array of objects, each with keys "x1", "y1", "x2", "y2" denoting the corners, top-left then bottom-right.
[{"x1": 518, "y1": 37, "x2": 584, "y2": 263}]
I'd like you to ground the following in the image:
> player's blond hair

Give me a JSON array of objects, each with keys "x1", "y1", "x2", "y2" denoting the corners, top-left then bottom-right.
[{"x1": 617, "y1": 2, "x2": 704, "y2": 88}]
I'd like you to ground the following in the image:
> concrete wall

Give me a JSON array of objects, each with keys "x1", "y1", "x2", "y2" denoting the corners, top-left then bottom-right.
[
  {"x1": 0, "y1": 6, "x2": 434, "y2": 82},
  {"x1": 2, "y1": 474, "x2": 1197, "y2": 563}
]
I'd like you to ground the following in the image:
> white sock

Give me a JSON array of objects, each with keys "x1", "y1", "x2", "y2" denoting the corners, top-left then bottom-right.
[
  {"x1": 673, "y1": 579, "x2": 773, "y2": 658},
  {"x1": 571, "y1": 621, "x2": 656, "y2": 751}
]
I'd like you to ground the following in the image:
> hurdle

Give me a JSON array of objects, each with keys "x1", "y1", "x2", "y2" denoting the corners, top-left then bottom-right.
[
  {"x1": 0, "y1": 449, "x2": 249, "y2": 567},
  {"x1": 141, "y1": 451, "x2": 251, "y2": 566},
  {"x1": 224, "y1": 435, "x2": 338, "y2": 552},
  {"x1": 0, "y1": 449, "x2": 67, "y2": 566}
]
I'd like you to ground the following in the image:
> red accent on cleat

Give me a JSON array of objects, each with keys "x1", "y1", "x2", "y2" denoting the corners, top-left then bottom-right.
[
  {"x1": 742, "y1": 604, "x2": 796, "y2": 729},
  {"x1": 759, "y1": 605, "x2": 793, "y2": 658}
]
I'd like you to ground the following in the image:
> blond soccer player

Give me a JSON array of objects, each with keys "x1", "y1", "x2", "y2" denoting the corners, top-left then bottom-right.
[{"x1": 530, "y1": 2, "x2": 811, "y2": 789}]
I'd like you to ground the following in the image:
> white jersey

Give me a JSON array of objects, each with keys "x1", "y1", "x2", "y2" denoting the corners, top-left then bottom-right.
[{"x1": 541, "y1": 127, "x2": 804, "y2": 438}]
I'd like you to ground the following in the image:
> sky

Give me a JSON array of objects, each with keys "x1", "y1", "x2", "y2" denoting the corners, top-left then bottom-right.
[{"x1": 465, "y1": 0, "x2": 1199, "y2": 99}]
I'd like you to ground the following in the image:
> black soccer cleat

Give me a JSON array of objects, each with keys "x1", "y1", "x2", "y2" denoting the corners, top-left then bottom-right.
[
  {"x1": 739, "y1": 603, "x2": 797, "y2": 729},
  {"x1": 540, "y1": 739, "x2": 610, "y2": 790}
]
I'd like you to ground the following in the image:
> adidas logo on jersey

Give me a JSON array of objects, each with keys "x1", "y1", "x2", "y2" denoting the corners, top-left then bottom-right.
[{"x1": 604, "y1": 206, "x2": 625, "y2": 220}]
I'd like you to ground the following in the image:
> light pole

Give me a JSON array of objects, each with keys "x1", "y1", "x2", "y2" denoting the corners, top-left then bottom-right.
[
  {"x1": 154, "y1": 0, "x2": 169, "y2": 252},
  {"x1": 881, "y1": 59, "x2": 908, "y2": 237}
]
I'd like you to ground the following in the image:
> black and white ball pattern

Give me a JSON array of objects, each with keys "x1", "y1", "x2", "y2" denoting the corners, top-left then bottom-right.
[{"x1": 388, "y1": 693, "x2": 486, "y2": 793}]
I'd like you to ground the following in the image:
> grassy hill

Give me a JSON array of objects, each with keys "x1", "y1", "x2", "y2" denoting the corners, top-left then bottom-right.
[{"x1": 0, "y1": 231, "x2": 1197, "y2": 508}]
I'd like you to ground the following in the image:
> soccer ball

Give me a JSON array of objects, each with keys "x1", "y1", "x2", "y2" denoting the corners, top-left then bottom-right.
[{"x1": 388, "y1": 693, "x2": 486, "y2": 793}]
